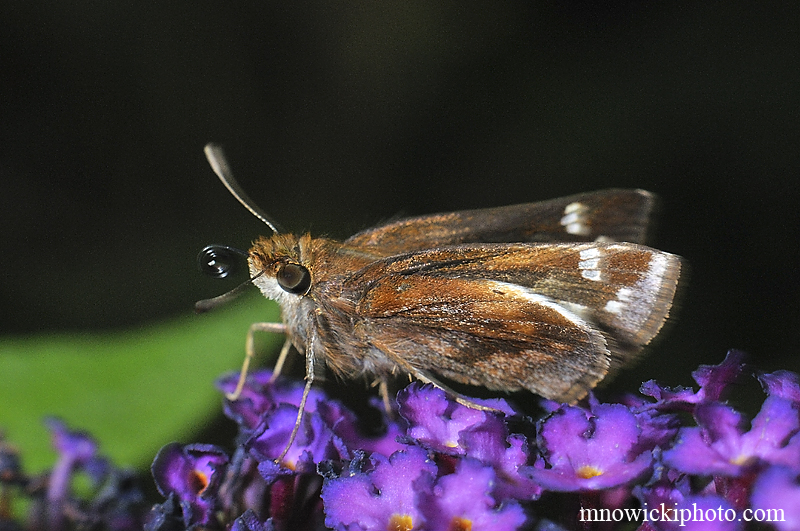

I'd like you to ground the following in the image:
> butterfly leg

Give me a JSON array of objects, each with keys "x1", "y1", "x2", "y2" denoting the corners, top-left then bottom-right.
[
  {"x1": 276, "y1": 332, "x2": 317, "y2": 463},
  {"x1": 226, "y1": 321, "x2": 287, "y2": 400},
  {"x1": 375, "y1": 378, "x2": 394, "y2": 415},
  {"x1": 268, "y1": 338, "x2": 293, "y2": 383},
  {"x1": 409, "y1": 368, "x2": 502, "y2": 413}
]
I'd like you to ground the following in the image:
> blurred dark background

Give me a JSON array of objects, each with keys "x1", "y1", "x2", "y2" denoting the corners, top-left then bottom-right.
[{"x1": 2, "y1": 2, "x2": 798, "y2": 389}]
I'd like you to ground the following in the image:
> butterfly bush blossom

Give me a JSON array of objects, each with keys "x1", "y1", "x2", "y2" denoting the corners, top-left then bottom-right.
[
  {"x1": 140, "y1": 350, "x2": 800, "y2": 531},
  {"x1": 0, "y1": 418, "x2": 146, "y2": 531},
  {"x1": 3, "y1": 350, "x2": 800, "y2": 530}
]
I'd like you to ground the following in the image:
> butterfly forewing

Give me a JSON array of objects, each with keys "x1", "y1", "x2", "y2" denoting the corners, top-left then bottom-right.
[
  {"x1": 332, "y1": 241, "x2": 681, "y2": 402},
  {"x1": 344, "y1": 188, "x2": 655, "y2": 254}
]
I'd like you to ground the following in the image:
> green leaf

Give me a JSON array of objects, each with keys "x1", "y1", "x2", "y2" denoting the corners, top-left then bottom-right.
[{"x1": 0, "y1": 295, "x2": 282, "y2": 473}]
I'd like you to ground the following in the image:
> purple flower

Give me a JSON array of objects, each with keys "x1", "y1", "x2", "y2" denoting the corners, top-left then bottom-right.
[
  {"x1": 218, "y1": 370, "x2": 329, "y2": 433},
  {"x1": 667, "y1": 496, "x2": 741, "y2": 531},
  {"x1": 246, "y1": 403, "x2": 347, "y2": 479},
  {"x1": 45, "y1": 418, "x2": 111, "y2": 529},
  {"x1": 750, "y1": 466, "x2": 800, "y2": 531},
  {"x1": 640, "y1": 350, "x2": 747, "y2": 408},
  {"x1": 150, "y1": 442, "x2": 229, "y2": 528},
  {"x1": 524, "y1": 403, "x2": 653, "y2": 491},
  {"x1": 635, "y1": 472, "x2": 742, "y2": 530},
  {"x1": 419, "y1": 457, "x2": 527, "y2": 531},
  {"x1": 230, "y1": 509, "x2": 277, "y2": 531},
  {"x1": 47, "y1": 417, "x2": 102, "y2": 466},
  {"x1": 28, "y1": 419, "x2": 147, "y2": 531},
  {"x1": 322, "y1": 446, "x2": 437, "y2": 531},
  {"x1": 397, "y1": 383, "x2": 514, "y2": 455},
  {"x1": 633, "y1": 406, "x2": 683, "y2": 455},
  {"x1": 316, "y1": 396, "x2": 406, "y2": 458},
  {"x1": 46, "y1": 417, "x2": 109, "y2": 497},
  {"x1": 634, "y1": 471, "x2": 689, "y2": 518},
  {"x1": 535, "y1": 520, "x2": 571, "y2": 531},
  {"x1": 759, "y1": 370, "x2": 800, "y2": 404},
  {"x1": 688, "y1": 350, "x2": 748, "y2": 403},
  {"x1": 221, "y1": 370, "x2": 405, "y2": 460},
  {"x1": 398, "y1": 382, "x2": 540, "y2": 501},
  {"x1": 662, "y1": 397, "x2": 800, "y2": 476},
  {"x1": 469, "y1": 430, "x2": 542, "y2": 501},
  {"x1": 322, "y1": 446, "x2": 530, "y2": 530}
]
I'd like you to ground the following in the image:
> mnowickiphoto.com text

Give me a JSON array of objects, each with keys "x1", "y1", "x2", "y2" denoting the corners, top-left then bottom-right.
[{"x1": 580, "y1": 503, "x2": 785, "y2": 527}]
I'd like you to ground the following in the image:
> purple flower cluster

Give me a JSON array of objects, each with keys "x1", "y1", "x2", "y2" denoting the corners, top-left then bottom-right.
[
  {"x1": 6, "y1": 350, "x2": 797, "y2": 530},
  {"x1": 142, "y1": 350, "x2": 800, "y2": 531},
  {"x1": 0, "y1": 418, "x2": 146, "y2": 531}
]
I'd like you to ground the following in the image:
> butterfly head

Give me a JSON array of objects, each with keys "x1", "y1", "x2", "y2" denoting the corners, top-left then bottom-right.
[{"x1": 248, "y1": 233, "x2": 314, "y2": 302}]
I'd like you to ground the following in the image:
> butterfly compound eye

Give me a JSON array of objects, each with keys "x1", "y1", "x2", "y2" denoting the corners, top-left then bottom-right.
[{"x1": 277, "y1": 263, "x2": 311, "y2": 294}]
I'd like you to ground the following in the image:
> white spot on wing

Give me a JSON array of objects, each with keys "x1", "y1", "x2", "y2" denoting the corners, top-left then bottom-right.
[
  {"x1": 560, "y1": 301, "x2": 591, "y2": 320},
  {"x1": 486, "y1": 281, "x2": 591, "y2": 329},
  {"x1": 578, "y1": 247, "x2": 603, "y2": 281},
  {"x1": 582, "y1": 269, "x2": 602, "y2": 281},
  {"x1": 579, "y1": 248, "x2": 602, "y2": 260},
  {"x1": 560, "y1": 202, "x2": 591, "y2": 236}
]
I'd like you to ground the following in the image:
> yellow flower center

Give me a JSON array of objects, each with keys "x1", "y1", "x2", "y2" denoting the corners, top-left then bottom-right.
[
  {"x1": 449, "y1": 517, "x2": 473, "y2": 531},
  {"x1": 576, "y1": 465, "x2": 604, "y2": 479},
  {"x1": 731, "y1": 454, "x2": 754, "y2": 466},
  {"x1": 189, "y1": 470, "x2": 209, "y2": 495},
  {"x1": 388, "y1": 513, "x2": 414, "y2": 531}
]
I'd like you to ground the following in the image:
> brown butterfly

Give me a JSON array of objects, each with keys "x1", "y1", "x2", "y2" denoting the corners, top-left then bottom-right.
[{"x1": 197, "y1": 144, "x2": 682, "y2": 456}]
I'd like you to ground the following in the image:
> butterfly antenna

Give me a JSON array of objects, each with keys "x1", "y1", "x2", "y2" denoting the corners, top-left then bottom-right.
[
  {"x1": 195, "y1": 270, "x2": 266, "y2": 313},
  {"x1": 204, "y1": 143, "x2": 282, "y2": 234}
]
